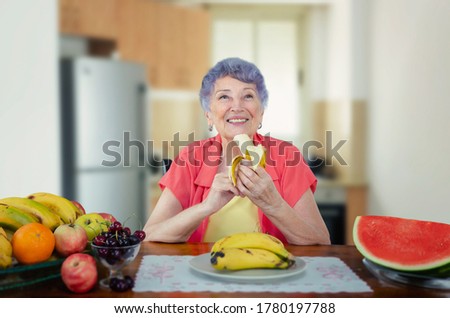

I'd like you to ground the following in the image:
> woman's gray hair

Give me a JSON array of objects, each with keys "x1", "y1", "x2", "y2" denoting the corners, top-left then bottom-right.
[{"x1": 199, "y1": 57, "x2": 269, "y2": 112}]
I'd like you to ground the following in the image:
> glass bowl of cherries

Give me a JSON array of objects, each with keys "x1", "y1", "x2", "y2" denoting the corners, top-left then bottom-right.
[{"x1": 91, "y1": 221, "x2": 146, "y2": 291}]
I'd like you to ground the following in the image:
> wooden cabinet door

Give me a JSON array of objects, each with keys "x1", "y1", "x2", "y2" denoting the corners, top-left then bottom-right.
[
  {"x1": 59, "y1": 0, "x2": 79, "y2": 34},
  {"x1": 156, "y1": 4, "x2": 185, "y2": 89},
  {"x1": 183, "y1": 8, "x2": 211, "y2": 90},
  {"x1": 59, "y1": 0, "x2": 118, "y2": 39},
  {"x1": 156, "y1": 5, "x2": 211, "y2": 90},
  {"x1": 62, "y1": 0, "x2": 211, "y2": 90},
  {"x1": 117, "y1": 0, "x2": 158, "y2": 84}
]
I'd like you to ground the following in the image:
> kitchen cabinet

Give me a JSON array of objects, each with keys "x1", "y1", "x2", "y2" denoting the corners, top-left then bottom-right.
[
  {"x1": 180, "y1": 8, "x2": 211, "y2": 90},
  {"x1": 156, "y1": 4, "x2": 210, "y2": 89},
  {"x1": 59, "y1": 0, "x2": 211, "y2": 90},
  {"x1": 155, "y1": 3, "x2": 185, "y2": 89},
  {"x1": 117, "y1": 0, "x2": 210, "y2": 89},
  {"x1": 116, "y1": 0, "x2": 159, "y2": 85},
  {"x1": 59, "y1": 0, "x2": 118, "y2": 40}
]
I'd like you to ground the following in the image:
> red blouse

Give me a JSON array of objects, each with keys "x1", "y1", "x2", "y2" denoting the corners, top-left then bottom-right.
[{"x1": 159, "y1": 133, "x2": 317, "y2": 243}]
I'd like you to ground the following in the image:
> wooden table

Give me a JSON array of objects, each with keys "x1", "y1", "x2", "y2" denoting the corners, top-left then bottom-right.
[{"x1": 3, "y1": 243, "x2": 449, "y2": 297}]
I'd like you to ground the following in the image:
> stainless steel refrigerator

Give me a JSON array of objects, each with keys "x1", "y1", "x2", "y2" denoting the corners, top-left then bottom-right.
[{"x1": 60, "y1": 57, "x2": 150, "y2": 232}]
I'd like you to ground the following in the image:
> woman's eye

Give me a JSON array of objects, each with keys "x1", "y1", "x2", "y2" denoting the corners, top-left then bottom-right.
[
  {"x1": 244, "y1": 94, "x2": 254, "y2": 100},
  {"x1": 218, "y1": 95, "x2": 229, "y2": 100}
]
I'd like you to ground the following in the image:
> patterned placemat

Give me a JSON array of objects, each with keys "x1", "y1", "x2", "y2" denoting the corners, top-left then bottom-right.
[{"x1": 133, "y1": 255, "x2": 372, "y2": 293}]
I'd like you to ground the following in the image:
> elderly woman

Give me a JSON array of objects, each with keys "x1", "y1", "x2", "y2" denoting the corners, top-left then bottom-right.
[{"x1": 144, "y1": 57, "x2": 330, "y2": 245}]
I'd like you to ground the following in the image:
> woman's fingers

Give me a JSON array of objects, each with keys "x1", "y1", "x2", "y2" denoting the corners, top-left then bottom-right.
[
  {"x1": 236, "y1": 166, "x2": 279, "y2": 210},
  {"x1": 213, "y1": 173, "x2": 240, "y2": 195},
  {"x1": 236, "y1": 166, "x2": 263, "y2": 195}
]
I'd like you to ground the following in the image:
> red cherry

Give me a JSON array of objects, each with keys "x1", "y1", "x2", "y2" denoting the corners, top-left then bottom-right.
[
  {"x1": 93, "y1": 234, "x2": 107, "y2": 246},
  {"x1": 109, "y1": 221, "x2": 122, "y2": 232},
  {"x1": 133, "y1": 230, "x2": 146, "y2": 241}
]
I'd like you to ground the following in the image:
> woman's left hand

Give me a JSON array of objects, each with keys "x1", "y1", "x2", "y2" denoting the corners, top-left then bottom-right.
[{"x1": 236, "y1": 165, "x2": 283, "y2": 215}]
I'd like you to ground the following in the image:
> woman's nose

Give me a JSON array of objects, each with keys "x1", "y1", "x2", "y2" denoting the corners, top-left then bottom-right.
[{"x1": 230, "y1": 97, "x2": 244, "y2": 110}]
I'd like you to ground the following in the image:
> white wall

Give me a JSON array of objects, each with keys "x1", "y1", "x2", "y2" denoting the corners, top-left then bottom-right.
[
  {"x1": 368, "y1": 0, "x2": 450, "y2": 223},
  {"x1": 0, "y1": 0, "x2": 61, "y2": 197}
]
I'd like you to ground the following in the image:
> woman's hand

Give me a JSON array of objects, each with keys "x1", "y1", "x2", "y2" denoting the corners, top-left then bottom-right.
[
  {"x1": 144, "y1": 172, "x2": 239, "y2": 243},
  {"x1": 236, "y1": 165, "x2": 283, "y2": 215},
  {"x1": 236, "y1": 166, "x2": 330, "y2": 245},
  {"x1": 202, "y1": 172, "x2": 239, "y2": 214}
]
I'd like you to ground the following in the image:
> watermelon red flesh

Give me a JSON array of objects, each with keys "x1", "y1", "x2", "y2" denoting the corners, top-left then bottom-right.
[{"x1": 353, "y1": 215, "x2": 450, "y2": 271}]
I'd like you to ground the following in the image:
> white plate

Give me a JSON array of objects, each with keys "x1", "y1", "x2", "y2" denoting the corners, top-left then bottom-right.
[{"x1": 189, "y1": 253, "x2": 307, "y2": 283}]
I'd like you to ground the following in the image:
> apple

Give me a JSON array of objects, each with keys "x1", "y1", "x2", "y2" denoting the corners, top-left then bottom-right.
[
  {"x1": 97, "y1": 212, "x2": 117, "y2": 226},
  {"x1": 54, "y1": 223, "x2": 88, "y2": 257},
  {"x1": 72, "y1": 200, "x2": 86, "y2": 217},
  {"x1": 74, "y1": 213, "x2": 108, "y2": 241},
  {"x1": 61, "y1": 253, "x2": 98, "y2": 293}
]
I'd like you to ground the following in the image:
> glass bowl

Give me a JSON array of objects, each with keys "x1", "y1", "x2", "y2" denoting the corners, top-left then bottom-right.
[{"x1": 91, "y1": 242, "x2": 141, "y2": 289}]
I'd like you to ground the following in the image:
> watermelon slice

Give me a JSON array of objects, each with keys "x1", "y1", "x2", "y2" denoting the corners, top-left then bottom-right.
[{"x1": 353, "y1": 215, "x2": 450, "y2": 272}]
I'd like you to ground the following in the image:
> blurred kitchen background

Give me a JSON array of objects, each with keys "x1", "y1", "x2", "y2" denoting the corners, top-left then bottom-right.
[{"x1": 1, "y1": 0, "x2": 449, "y2": 243}]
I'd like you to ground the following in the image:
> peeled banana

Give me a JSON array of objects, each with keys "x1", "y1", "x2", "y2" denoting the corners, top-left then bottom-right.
[
  {"x1": 210, "y1": 232, "x2": 295, "y2": 271},
  {"x1": 0, "y1": 226, "x2": 13, "y2": 269},
  {"x1": 0, "y1": 197, "x2": 62, "y2": 231},
  {"x1": 27, "y1": 192, "x2": 78, "y2": 224},
  {"x1": 229, "y1": 134, "x2": 266, "y2": 185},
  {"x1": 0, "y1": 203, "x2": 39, "y2": 232}
]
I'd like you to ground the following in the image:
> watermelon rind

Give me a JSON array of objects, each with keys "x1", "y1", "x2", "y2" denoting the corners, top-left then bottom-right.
[{"x1": 353, "y1": 215, "x2": 450, "y2": 273}]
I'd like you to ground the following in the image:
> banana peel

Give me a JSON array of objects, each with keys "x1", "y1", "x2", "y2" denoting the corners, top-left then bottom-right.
[
  {"x1": 229, "y1": 134, "x2": 266, "y2": 186},
  {"x1": 229, "y1": 155, "x2": 243, "y2": 186}
]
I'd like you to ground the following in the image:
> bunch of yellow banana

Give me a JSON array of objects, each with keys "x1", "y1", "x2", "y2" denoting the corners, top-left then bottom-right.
[
  {"x1": 0, "y1": 192, "x2": 80, "y2": 237},
  {"x1": 0, "y1": 227, "x2": 13, "y2": 269},
  {"x1": 229, "y1": 134, "x2": 266, "y2": 186},
  {"x1": 210, "y1": 232, "x2": 296, "y2": 271},
  {"x1": 0, "y1": 203, "x2": 40, "y2": 238},
  {"x1": 0, "y1": 197, "x2": 63, "y2": 231},
  {"x1": 27, "y1": 192, "x2": 78, "y2": 224}
]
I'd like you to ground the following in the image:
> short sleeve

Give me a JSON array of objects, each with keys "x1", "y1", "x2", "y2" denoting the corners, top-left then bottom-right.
[
  {"x1": 277, "y1": 143, "x2": 317, "y2": 208},
  {"x1": 158, "y1": 148, "x2": 194, "y2": 210}
]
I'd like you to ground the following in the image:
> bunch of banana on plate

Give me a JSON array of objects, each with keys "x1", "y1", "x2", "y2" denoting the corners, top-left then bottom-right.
[{"x1": 210, "y1": 232, "x2": 296, "y2": 271}]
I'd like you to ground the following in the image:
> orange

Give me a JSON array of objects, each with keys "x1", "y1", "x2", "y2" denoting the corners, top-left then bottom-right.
[{"x1": 12, "y1": 223, "x2": 55, "y2": 265}]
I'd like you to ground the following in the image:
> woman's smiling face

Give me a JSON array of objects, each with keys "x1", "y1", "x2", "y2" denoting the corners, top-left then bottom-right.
[{"x1": 206, "y1": 76, "x2": 264, "y2": 144}]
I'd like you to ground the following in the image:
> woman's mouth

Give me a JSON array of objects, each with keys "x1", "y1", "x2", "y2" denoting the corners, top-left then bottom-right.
[{"x1": 227, "y1": 118, "x2": 248, "y2": 124}]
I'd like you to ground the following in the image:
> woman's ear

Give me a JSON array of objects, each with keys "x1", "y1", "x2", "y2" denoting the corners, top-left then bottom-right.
[{"x1": 205, "y1": 111, "x2": 212, "y2": 125}]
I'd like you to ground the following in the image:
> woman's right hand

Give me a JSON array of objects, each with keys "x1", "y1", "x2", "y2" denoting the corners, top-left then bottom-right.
[{"x1": 202, "y1": 172, "x2": 239, "y2": 214}]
